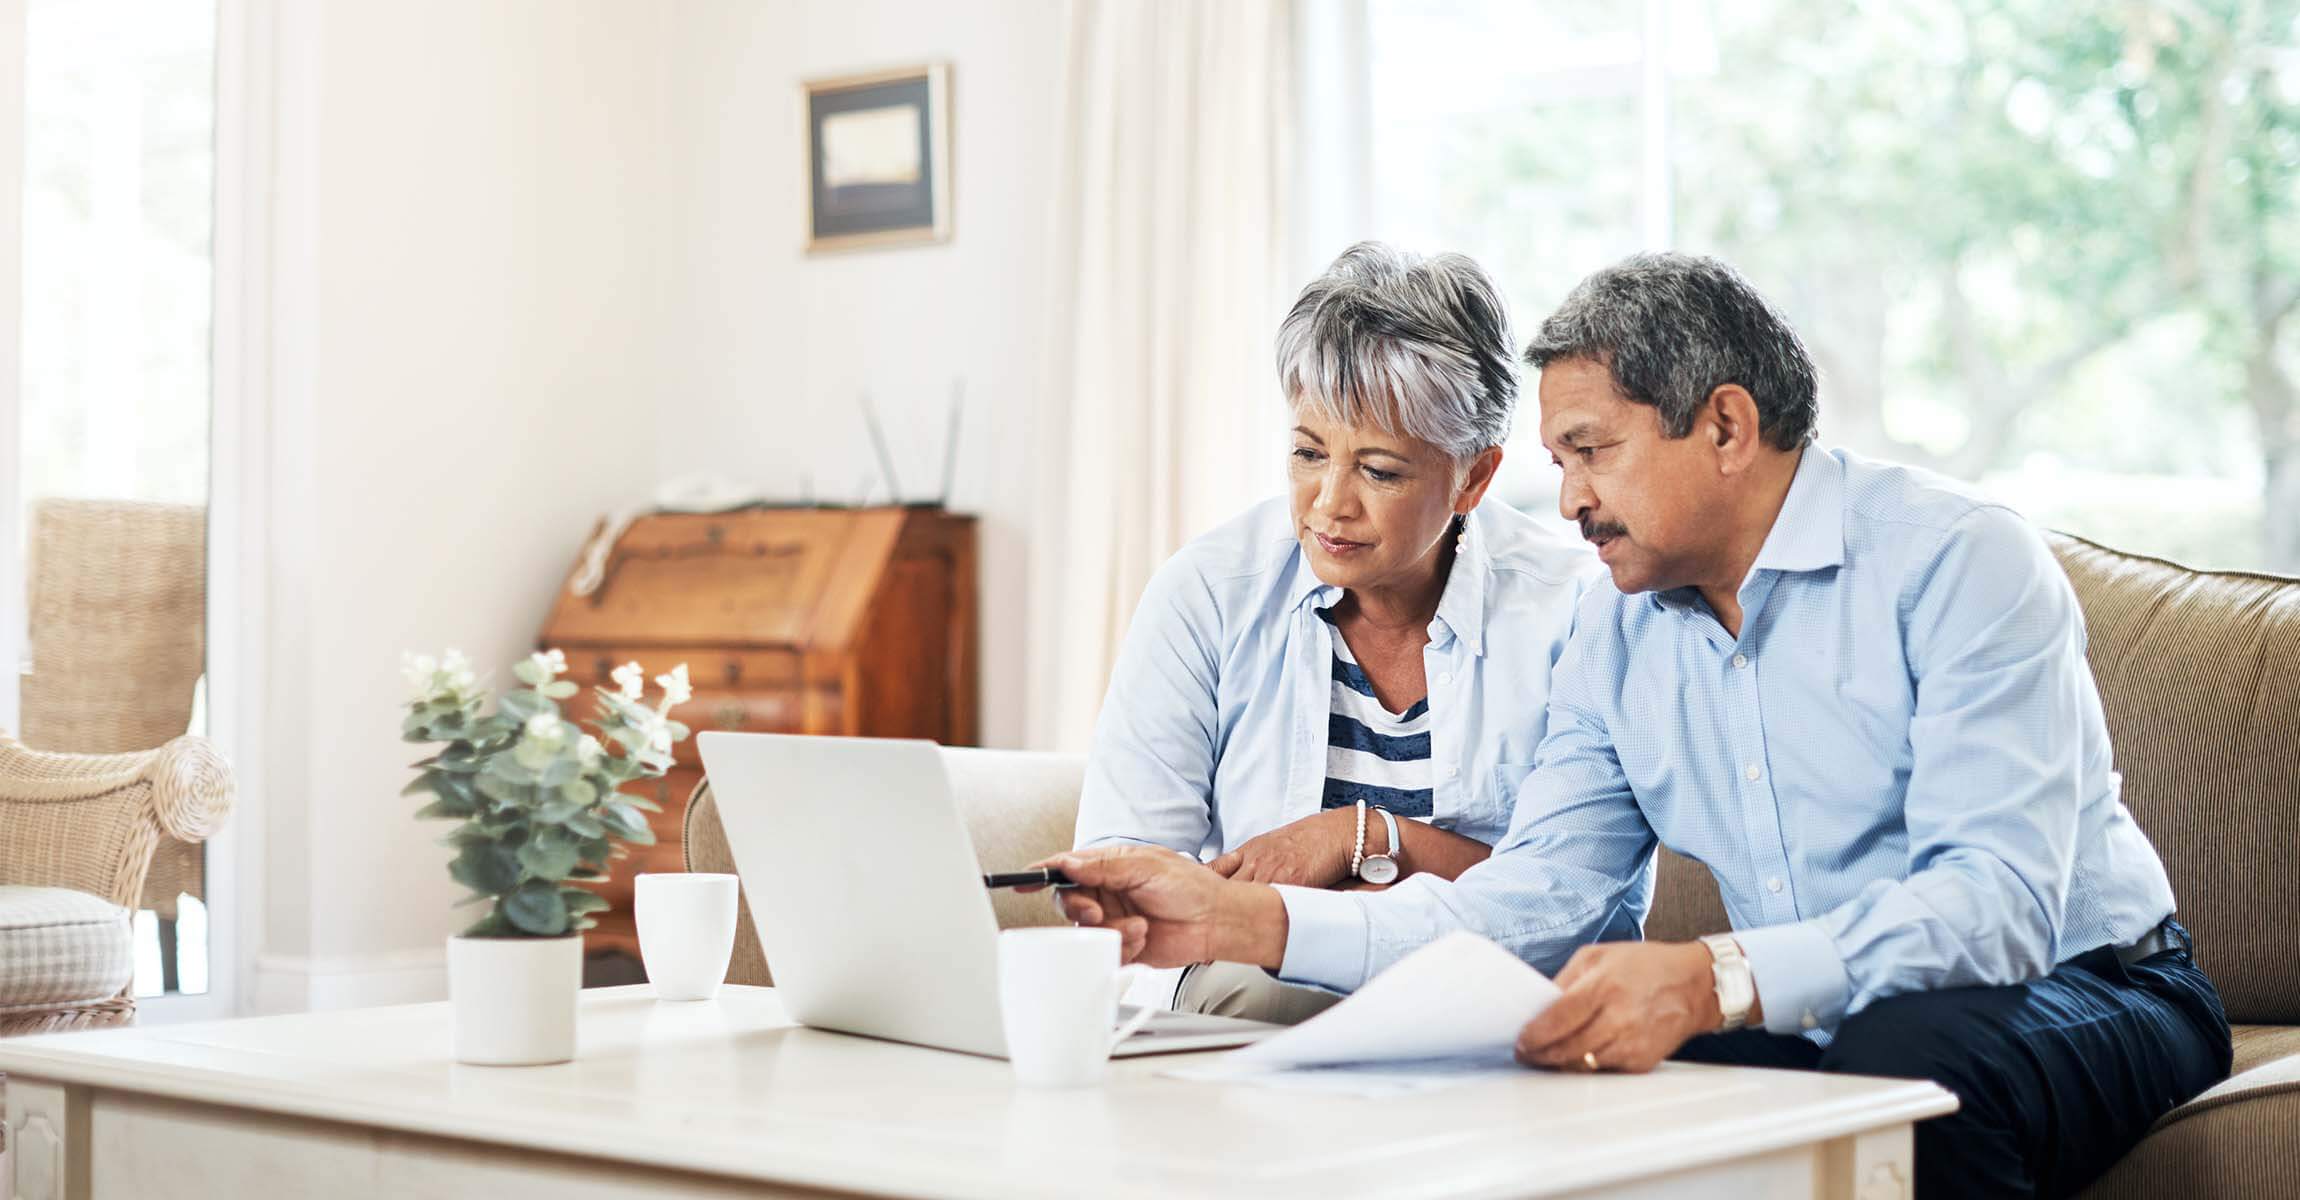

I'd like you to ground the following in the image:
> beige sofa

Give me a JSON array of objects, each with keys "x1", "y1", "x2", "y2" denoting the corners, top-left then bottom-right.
[{"x1": 687, "y1": 531, "x2": 2298, "y2": 1197}]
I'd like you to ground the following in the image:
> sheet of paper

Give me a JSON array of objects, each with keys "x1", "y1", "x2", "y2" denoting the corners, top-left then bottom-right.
[{"x1": 1176, "y1": 930, "x2": 1560, "y2": 1077}]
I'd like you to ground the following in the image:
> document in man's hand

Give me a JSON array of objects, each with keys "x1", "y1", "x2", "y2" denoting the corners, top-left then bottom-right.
[{"x1": 1170, "y1": 931, "x2": 1560, "y2": 1085}]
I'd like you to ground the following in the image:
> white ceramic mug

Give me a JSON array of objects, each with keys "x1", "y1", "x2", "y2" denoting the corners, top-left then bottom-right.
[
  {"x1": 635, "y1": 872, "x2": 739, "y2": 1001},
  {"x1": 997, "y1": 927, "x2": 1146, "y2": 1087}
]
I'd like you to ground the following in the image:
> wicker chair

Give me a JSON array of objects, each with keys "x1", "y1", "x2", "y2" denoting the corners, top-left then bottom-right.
[
  {"x1": 0, "y1": 732, "x2": 232, "y2": 1037},
  {"x1": 18, "y1": 498, "x2": 209, "y2": 991}
]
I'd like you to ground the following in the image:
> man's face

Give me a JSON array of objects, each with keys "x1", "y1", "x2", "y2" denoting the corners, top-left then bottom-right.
[{"x1": 1538, "y1": 357, "x2": 1722, "y2": 595}]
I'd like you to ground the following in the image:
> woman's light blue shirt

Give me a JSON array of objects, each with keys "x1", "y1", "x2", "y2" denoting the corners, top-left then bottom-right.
[{"x1": 1075, "y1": 497, "x2": 1607, "y2": 859}]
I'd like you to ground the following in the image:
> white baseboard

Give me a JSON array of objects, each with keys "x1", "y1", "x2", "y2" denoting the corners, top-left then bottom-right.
[{"x1": 252, "y1": 947, "x2": 447, "y2": 1015}]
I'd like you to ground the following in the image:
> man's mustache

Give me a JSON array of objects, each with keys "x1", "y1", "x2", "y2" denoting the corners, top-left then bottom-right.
[{"x1": 1580, "y1": 517, "x2": 1628, "y2": 543}]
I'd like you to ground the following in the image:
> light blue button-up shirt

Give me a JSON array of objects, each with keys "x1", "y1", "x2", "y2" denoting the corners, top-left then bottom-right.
[
  {"x1": 1075, "y1": 496, "x2": 1609, "y2": 861},
  {"x1": 1277, "y1": 447, "x2": 2178, "y2": 1037}
]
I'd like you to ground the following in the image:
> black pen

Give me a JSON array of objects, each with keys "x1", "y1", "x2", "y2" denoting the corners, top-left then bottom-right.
[{"x1": 982, "y1": 867, "x2": 1074, "y2": 889}]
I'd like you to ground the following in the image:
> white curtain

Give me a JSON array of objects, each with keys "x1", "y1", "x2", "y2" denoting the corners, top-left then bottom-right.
[{"x1": 1026, "y1": 0, "x2": 1298, "y2": 752}]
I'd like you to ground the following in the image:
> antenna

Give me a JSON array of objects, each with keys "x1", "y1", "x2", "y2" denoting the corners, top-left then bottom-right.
[
  {"x1": 936, "y1": 378, "x2": 965, "y2": 506},
  {"x1": 859, "y1": 392, "x2": 902, "y2": 505}
]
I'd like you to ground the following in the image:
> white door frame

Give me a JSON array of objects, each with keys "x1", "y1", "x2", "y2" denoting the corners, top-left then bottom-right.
[{"x1": 0, "y1": 0, "x2": 25, "y2": 740}]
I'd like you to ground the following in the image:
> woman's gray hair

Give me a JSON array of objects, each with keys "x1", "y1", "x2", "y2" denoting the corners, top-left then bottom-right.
[{"x1": 1275, "y1": 242, "x2": 1518, "y2": 460}]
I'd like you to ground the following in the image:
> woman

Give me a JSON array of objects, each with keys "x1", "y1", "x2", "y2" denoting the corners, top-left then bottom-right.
[{"x1": 1074, "y1": 243, "x2": 1620, "y2": 1023}]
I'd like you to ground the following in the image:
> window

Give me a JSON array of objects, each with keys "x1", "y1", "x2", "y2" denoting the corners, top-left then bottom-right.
[
  {"x1": 1360, "y1": 0, "x2": 2300, "y2": 573},
  {"x1": 12, "y1": 0, "x2": 218, "y2": 999}
]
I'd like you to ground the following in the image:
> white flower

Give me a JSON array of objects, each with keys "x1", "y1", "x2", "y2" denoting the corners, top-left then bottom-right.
[
  {"x1": 523, "y1": 713, "x2": 569, "y2": 753},
  {"x1": 655, "y1": 663, "x2": 692, "y2": 710},
  {"x1": 401, "y1": 652, "x2": 439, "y2": 700},
  {"x1": 527, "y1": 648, "x2": 568, "y2": 681},
  {"x1": 611, "y1": 661, "x2": 646, "y2": 701},
  {"x1": 576, "y1": 734, "x2": 604, "y2": 766},
  {"x1": 402, "y1": 648, "x2": 481, "y2": 706}
]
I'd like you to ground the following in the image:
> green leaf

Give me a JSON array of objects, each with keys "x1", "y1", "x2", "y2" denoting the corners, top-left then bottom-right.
[
  {"x1": 565, "y1": 812, "x2": 608, "y2": 839},
  {"x1": 561, "y1": 888, "x2": 610, "y2": 916},
  {"x1": 414, "y1": 793, "x2": 478, "y2": 821},
  {"x1": 449, "y1": 840, "x2": 521, "y2": 896},
  {"x1": 499, "y1": 690, "x2": 553, "y2": 724},
  {"x1": 542, "y1": 680, "x2": 579, "y2": 700},
  {"x1": 560, "y1": 778, "x2": 599, "y2": 808},
  {"x1": 538, "y1": 755, "x2": 581, "y2": 788},
  {"x1": 516, "y1": 827, "x2": 582, "y2": 881},
  {"x1": 603, "y1": 802, "x2": 655, "y2": 844},
  {"x1": 503, "y1": 880, "x2": 571, "y2": 935},
  {"x1": 513, "y1": 658, "x2": 545, "y2": 687}
]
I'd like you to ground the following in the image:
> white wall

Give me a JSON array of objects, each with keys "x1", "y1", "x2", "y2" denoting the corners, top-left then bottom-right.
[
  {"x1": 659, "y1": 0, "x2": 1063, "y2": 750},
  {"x1": 245, "y1": 0, "x2": 1065, "y2": 1012},
  {"x1": 250, "y1": 0, "x2": 681, "y2": 1010}
]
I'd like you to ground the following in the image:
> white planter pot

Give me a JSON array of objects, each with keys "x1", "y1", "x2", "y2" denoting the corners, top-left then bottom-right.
[{"x1": 447, "y1": 933, "x2": 581, "y2": 1066}]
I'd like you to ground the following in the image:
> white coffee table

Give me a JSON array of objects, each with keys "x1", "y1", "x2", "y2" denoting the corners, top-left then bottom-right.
[{"x1": 2, "y1": 985, "x2": 1952, "y2": 1199}]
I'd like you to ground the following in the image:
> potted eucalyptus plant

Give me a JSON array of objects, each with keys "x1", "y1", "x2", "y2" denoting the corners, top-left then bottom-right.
[{"x1": 402, "y1": 647, "x2": 691, "y2": 1065}]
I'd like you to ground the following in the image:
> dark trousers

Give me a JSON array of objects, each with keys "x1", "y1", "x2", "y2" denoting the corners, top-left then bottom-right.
[{"x1": 1674, "y1": 921, "x2": 2231, "y2": 1199}]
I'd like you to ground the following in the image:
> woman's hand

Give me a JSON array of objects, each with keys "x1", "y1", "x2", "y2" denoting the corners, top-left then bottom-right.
[{"x1": 1207, "y1": 808, "x2": 1358, "y2": 887}]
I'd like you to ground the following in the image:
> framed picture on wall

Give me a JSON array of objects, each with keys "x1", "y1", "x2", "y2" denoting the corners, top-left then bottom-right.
[{"x1": 804, "y1": 63, "x2": 952, "y2": 252}]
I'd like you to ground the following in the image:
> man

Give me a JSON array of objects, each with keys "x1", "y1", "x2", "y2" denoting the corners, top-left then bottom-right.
[{"x1": 1042, "y1": 254, "x2": 2231, "y2": 1198}]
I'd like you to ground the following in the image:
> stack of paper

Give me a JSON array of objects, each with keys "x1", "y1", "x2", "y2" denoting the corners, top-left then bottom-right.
[{"x1": 1164, "y1": 931, "x2": 1560, "y2": 1094}]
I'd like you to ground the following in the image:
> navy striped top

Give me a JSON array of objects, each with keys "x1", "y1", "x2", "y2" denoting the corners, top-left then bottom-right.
[{"x1": 1318, "y1": 612, "x2": 1434, "y2": 819}]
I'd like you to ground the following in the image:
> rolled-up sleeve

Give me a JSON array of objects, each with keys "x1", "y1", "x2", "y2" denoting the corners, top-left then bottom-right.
[{"x1": 1073, "y1": 556, "x2": 1224, "y2": 855}]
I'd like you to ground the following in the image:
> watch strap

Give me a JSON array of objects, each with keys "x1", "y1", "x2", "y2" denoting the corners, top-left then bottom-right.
[
  {"x1": 1700, "y1": 933, "x2": 1754, "y2": 1032},
  {"x1": 1374, "y1": 806, "x2": 1402, "y2": 871}
]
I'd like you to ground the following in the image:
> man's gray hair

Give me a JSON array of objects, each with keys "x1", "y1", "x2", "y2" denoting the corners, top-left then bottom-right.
[
  {"x1": 1523, "y1": 253, "x2": 1819, "y2": 450},
  {"x1": 1275, "y1": 242, "x2": 1518, "y2": 460}
]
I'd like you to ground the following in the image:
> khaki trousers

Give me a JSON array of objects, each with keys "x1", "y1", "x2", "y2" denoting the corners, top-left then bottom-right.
[{"x1": 1172, "y1": 961, "x2": 1345, "y2": 1026}]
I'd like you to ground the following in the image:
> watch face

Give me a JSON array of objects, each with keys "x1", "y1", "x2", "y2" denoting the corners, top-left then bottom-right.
[{"x1": 1360, "y1": 855, "x2": 1399, "y2": 885}]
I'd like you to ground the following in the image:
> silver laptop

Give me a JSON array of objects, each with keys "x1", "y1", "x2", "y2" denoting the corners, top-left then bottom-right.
[{"x1": 696, "y1": 731, "x2": 1277, "y2": 1058}]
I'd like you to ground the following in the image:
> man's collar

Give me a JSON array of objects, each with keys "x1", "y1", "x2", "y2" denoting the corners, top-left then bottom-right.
[{"x1": 1749, "y1": 446, "x2": 1846, "y2": 575}]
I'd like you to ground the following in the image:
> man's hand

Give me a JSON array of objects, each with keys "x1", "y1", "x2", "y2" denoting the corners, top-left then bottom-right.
[
  {"x1": 1207, "y1": 807, "x2": 1357, "y2": 887},
  {"x1": 1514, "y1": 942, "x2": 1721, "y2": 1074},
  {"x1": 1032, "y1": 846, "x2": 1289, "y2": 969}
]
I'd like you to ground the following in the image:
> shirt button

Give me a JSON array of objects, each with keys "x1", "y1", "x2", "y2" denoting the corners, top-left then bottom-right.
[
  {"x1": 1744, "y1": 763, "x2": 1763, "y2": 782},
  {"x1": 1801, "y1": 1013, "x2": 1818, "y2": 1031},
  {"x1": 1437, "y1": 672, "x2": 1453, "y2": 685},
  {"x1": 1731, "y1": 653, "x2": 1748, "y2": 669},
  {"x1": 1767, "y1": 876, "x2": 1784, "y2": 894},
  {"x1": 1445, "y1": 765, "x2": 1459, "y2": 780}
]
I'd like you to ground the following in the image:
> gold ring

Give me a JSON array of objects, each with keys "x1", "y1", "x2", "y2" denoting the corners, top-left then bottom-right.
[{"x1": 1582, "y1": 1051, "x2": 1600, "y2": 1072}]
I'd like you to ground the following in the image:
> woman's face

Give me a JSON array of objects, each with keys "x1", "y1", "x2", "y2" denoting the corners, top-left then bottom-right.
[{"x1": 1287, "y1": 402, "x2": 1499, "y2": 594}]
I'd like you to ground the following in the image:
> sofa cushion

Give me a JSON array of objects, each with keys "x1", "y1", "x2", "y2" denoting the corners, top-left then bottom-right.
[
  {"x1": 2047, "y1": 533, "x2": 2300, "y2": 1025},
  {"x1": 2231, "y1": 1025, "x2": 2300, "y2": 1077},
  {"x1": 2079, "y1": 1050, "x2": 2300, "y2": 1198},
  {"x1": 0, "y1": 884, "x2": 133, "y2": 1009}
]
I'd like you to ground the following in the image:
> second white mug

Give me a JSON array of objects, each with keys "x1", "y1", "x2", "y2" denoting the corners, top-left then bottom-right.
[{"x1": 635, "y1": 872, "x2": 739, "y2": 1002}]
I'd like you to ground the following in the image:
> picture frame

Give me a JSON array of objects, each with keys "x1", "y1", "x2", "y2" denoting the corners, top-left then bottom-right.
[{"x1": 803, "y1": 63, "x2": 952, "y2": 253}]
